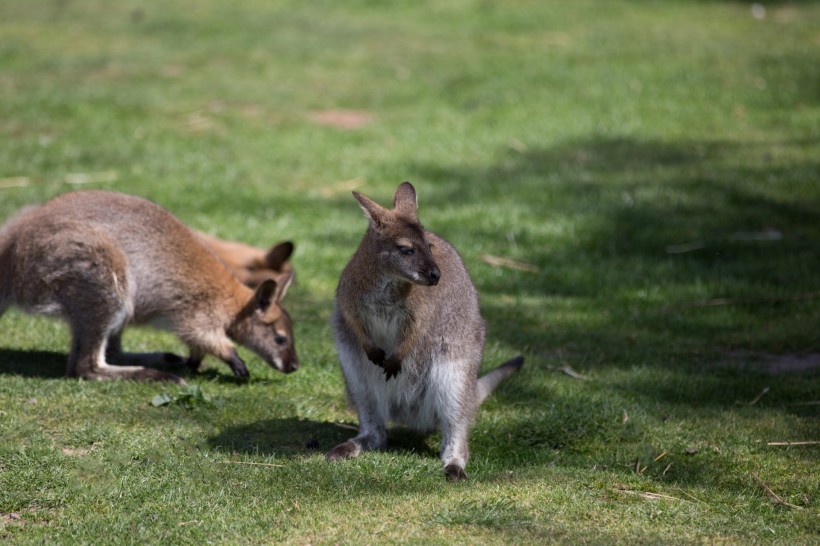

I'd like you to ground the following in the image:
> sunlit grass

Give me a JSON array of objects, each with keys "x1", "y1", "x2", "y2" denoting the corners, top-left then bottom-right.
[{"x1": 1, "y1": 0, "x2": 818, "y2": 543}]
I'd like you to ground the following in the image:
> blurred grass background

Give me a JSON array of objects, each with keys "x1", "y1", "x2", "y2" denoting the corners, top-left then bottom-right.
[{"x1": 1, "y1": 0, "x2": 818, "y2": 543}]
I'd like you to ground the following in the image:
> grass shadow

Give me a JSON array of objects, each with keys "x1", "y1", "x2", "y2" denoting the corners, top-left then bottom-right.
[
  {"x1": 412, "y1": 136, "x2": 819, "y2": 360},
  {"x1": 207, "y1": 417, "x2": 438, "y2": 459},
  {"x1": 0, "y1": 349, "x2": 66, "y2": 378}
]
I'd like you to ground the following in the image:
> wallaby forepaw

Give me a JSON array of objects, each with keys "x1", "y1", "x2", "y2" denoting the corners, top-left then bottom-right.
[
  {"x1": 327, "y1": 440, "x2": 359, "y2": 460},
  {"x1": 225, "y1": 350, "x2": 250, "y2": 379},
  {"x1": 444, "y1": 464, "x2": 467, "y2": 482},
  {"x1": 365, "y1": 347, "x2": 386, "y2": 366},
  {"x1": 382, "y1": 355, "x2": 402, "y2": 381}
]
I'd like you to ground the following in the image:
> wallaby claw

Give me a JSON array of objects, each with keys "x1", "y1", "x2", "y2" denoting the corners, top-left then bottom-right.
[{"x1": 382, "y1": 355, "x2": 402, "y2": 381}]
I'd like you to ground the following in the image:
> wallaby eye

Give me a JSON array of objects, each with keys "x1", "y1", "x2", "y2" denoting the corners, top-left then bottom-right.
[
  {"x1": 398, "y1": 246, "x2": 415, "y2": 256},
  {"x1": 274, "y1": 334, "x2": 288, "y2": 346}
]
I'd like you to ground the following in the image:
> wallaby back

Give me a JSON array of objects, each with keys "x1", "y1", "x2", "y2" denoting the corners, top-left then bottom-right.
[
  {"x1": 328, "y1": 182, "x2": 523, "y2": 481},
  {"x1": 0, "y1": 190, "x2": 298, "y2": 384}
]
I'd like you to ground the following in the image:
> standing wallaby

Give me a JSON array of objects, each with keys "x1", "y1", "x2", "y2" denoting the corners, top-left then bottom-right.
[
  {"x1": 195, "y1": 231, "x2": 294, "y2": 289},
  {"x1": 327, "y1": 182, "x2": 523, "y2": 481},
  {"x1": 0, "y1": 191, "x2": 298, "y2": 384}
]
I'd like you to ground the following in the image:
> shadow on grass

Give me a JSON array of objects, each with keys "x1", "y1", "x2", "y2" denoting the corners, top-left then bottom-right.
[
  {"x1": 0, "y1": 349, "x2": 66, "y2": 378},
  {"x1": 207, "y1": 417, "x2": 438, "y2": 459},
  {"x1": 0, "y1": 347, "x2": 247, "y2": 383},
  {"x1": 411, "y1": 136, "x2": 819, "y2": 361}
]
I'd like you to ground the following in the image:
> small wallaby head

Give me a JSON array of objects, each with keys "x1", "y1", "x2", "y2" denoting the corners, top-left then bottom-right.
[
  {"x1": 229, "y1": 270, "x2": 299, "y2": 373},
  {"x1": 353, "y1": 182, "x2": 441, "y2": 287}
]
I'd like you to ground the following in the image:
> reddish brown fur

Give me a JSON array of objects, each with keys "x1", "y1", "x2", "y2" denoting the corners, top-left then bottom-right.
[
  {"x1": 195, "y1": 231, "x2": 294, "y2": 288},
  {"x1": 0, "y1": 191, "x2": 298, "y2": 384}
]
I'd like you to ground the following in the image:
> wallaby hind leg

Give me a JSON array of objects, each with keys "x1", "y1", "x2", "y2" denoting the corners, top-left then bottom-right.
[
  {"x1": 61, "y1": 266, "x2": 185, "y2": 385},
  {"x1": 438, "y1": 394, "x2": 473, "y2": 482},
  {"x1": 327, "y1": 348, "x2": 388, "y2": 459},
  {"x1": 69, "y1": 323, "x2": 186, "y2": 385},
  {"x1": 327, "y1": 402, "x2": 388, "y2": 460},
  {"x1": 441, "y1": 419, "x2": 471, "y2": 482}
]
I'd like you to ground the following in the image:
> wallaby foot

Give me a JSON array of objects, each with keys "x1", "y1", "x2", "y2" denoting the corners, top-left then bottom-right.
[
  {"x1": 327, "y1": 423, "x2": 387, "y2": 461},
  {"x1": 77, "y1": 362, "x2": 187, "y2": 385},
  {"x1": 326, "y1": 440, "x2": 361, "y2": 460},
  {"x1": 444, "y1": 464, "x2": 467, "y2": 482},
  {"x1": 223, "y1": 348, "x2": 249, "y2": 379},
  {"x1": 72, "y1": 333, "x2": 186, "y2": 385}
]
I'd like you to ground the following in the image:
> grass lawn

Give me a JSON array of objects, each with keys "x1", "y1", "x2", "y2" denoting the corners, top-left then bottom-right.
[{"x1": 1, "y1": 0, "x2": 818, "y2": 543}]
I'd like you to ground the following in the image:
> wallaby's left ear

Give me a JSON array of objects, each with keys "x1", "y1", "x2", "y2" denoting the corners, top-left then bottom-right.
[
  {"x1": 353, "y1": 191, "x2": 389, "y2": 229},
  {"x1": 264, "y1": 241, "x2": 294, "y2": 270},
  {"x1": 393, "y1": 181, "x2": 418, "y2": 220},
  {"x1": 254, "y1": 278, "x2": 278, "y2": 311}
]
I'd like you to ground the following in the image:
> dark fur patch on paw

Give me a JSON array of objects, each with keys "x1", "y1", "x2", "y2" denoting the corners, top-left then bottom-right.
[
  {"x1": 382, "y1": 355, "x2": 402, "y2": 381},
  {"x1": 366, "y1": 347, "x2": 386, "y2": 367},
  {"x1": 327, "y1": 441, "x2": 359, "y2": 460},
  {"x1": 444, "y1": 464, "x2": 467, "y2": 482}
]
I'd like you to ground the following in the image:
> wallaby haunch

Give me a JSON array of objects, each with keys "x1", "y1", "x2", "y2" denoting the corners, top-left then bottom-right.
[
  {"x1": 0, "y1": 191, "x2": 298, "y2": 384},
  {"x1": 327, "y1": 182, "x2": 523, "y2": 481},
  {"x1": 195, "y1": 231, "x2": 294, "y2": 289}
]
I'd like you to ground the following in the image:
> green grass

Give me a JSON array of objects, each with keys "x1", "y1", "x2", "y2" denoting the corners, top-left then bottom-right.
[{"x1": 1, "y1": 0, "x2": 819, "y2": 543}]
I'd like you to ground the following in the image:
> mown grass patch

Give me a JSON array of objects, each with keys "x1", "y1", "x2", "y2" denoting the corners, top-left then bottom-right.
[{"x1": 1, "y1": 0, "x2": 818, "y2": 543}]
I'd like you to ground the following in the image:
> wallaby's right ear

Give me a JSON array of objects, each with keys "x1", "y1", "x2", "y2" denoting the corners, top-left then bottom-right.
[
  {"x1": 254, "y1": 278, "x2": 278, "y2": 311},
  {"x1": 393, "y1": 181, "x2": 418, "y2": 221},
  {"x1": 353, "y1": 191, "x2": 389, "y2": 229},
  {"x1": 264, "y1": 241, "x2": 294, "y2": 270}
]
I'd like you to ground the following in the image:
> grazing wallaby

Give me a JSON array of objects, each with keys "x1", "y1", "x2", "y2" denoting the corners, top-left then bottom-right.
[
  {"x1": 0, "y1": 191, "x2": 298, "y2": 385},
  {"x1": 327, "y1": 182, "x2": 523, "y2": 481},
  {"x1": 195, "y1": 231, "x2": 294, "y2": 289}
]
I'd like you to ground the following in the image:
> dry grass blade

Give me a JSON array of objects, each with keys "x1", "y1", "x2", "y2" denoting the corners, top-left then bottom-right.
[
  {"x1": 333, "y1": 422, "x2": 359, "y2": 431},
  {"x1": 766, "y1": 441, "x2": 820, "y2": 446},
  {"x1": 546, "y1": 364, "x2": 590, "y2": 380},
  {"x1": 613, "y1": 484, "x2": 686, "y2": 502},
  {"x1": 220, "y1": 460, "x2": 284, "y2": 468},
  {"x1": 653, "y1": 451, "x2": 668, "y2": 462},
  {"x1": 751, "y1": 472, "x2": 803, "y2": 509},
  {"x1": 480, "y1": 254, "x2": 539, "y2": 273},
  {"x1": 670, "y1": 291, "x2": 820, "y2": 311},
  {"x1": 735, "y1": 386, "x2": 770, "y2": 406},
  {"x1": 64, "y1": 171, "x2": 119, "y2": 185},
  {"x1": 0, "y1": 176, "x2": 31, "y2": 189}
]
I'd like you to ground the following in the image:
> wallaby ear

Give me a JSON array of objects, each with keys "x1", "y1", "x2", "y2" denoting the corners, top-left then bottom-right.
[
  {"x1": 353, "y1": 191, "x2": 389, "y2": 229},
  {"x1": 393, "y1": 181, "x2": 418, "y2": 220},
  {"x1": 264, "y1": 241, "x2": 294, "y2": 270},
  {"x1": 254, "y1": 278, "x2": 278, "y2": 311},
  {"x1": 273, "y1": 270, "x2": 294, "y2": 302}
]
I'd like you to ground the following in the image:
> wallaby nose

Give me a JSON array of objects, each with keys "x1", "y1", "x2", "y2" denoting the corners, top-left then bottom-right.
[
  {"x1": 428, "y1": 267, "x2": 441, "y2": 285},
  {"x1": 284, "y1": 356, "x2": 299, "y2": 373}
]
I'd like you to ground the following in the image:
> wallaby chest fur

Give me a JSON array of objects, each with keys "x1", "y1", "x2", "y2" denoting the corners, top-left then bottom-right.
[
  {"x1": 328, "y1": 182, "x2": 522, "y2": 481},
  {"x1": 0, "y1": 190, "x2": 297, "y2": 384}
]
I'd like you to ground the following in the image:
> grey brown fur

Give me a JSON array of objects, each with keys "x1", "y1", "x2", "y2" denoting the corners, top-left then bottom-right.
[
  {"x1": 327, "y1": 182, "x2": 523, "y2": 481},
  {"x1": 0, "y1": 190, "x2": 298, "y2": 384}
]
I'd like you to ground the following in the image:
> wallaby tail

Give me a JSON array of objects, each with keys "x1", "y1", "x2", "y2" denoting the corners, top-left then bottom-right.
[{"x1": 476, "y1": 355, "x2": 524, "y2": 405}]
